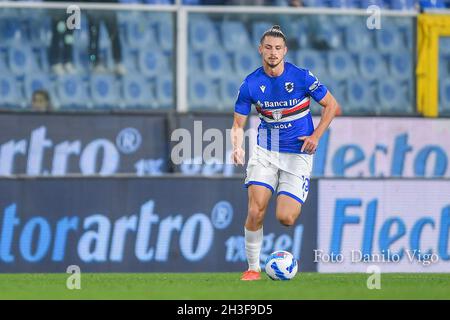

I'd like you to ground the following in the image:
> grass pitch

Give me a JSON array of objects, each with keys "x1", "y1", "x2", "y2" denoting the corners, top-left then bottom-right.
[{"x1": 0, "y1": 273, "x2": 449, "y2": 300}]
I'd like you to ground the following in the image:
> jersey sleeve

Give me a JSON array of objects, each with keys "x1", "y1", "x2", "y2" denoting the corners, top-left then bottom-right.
[
  {"x1": 305, "y1": 70, "x2": 328, "y2": 102},
  {"x1": 234, "y1": 80, "x2": 252, "y2": 116}
]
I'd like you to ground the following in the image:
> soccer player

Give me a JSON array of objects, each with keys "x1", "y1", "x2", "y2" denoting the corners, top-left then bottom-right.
[{"x1": 230, "y1": 25, "x2": 341, "y2": 281}]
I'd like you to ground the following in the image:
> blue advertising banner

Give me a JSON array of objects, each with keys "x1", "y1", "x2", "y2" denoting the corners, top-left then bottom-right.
[
  {"x1": 0, "y1": 113, "x2": 169, "y2": 176},
  {"x1": 249, "y1": 116, "x2": 450, "y2": 178},
  {"x1": 318, "y1": 179, "x2": 450, "y2": 272},
  {"x1": 0, "y1": 177, "x2": 317, "y2": 273},
  {"x1": 171, "y1": 114, "x2": 249, "y2": 177}
]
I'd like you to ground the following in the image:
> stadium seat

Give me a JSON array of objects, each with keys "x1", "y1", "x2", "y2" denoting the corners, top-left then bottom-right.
[
  {"x1": 183, "y1": 0, "x2": 201, "y2": 4},
  {"x1": 251, "y1": 21, "x2": 272, "y2": 47},
  {"x1": 440, "y1": 37, "x2": 450, "y2": 56},
  {"x1": 219, "y1": 76, "x2": 242, "y2": 110},
  {"x1": 389, "y1": 52, "x2": 413, "y2": 80},
  {"x1": 143, "y1": 0, "x2": 173, "y2": 3},
  {"x1": 419, "y1": 0, "x2": 446, "y2": 9},
  {"x1": 27, "y1": 16, "x2": 51, "y2": 48},
  {"x1": 296, "y1": 50, "x2": 327, "y2": 80},
  {"x1": 346, "y1": 79, "x2": 374, "y2": 113},
  {"x1": 121, "y1": 48, "x2": 139, "y2": 73},
  {"x1": 440, "y1": 78, "x2": 450, "y2": 114},
  {"x1": 188, "y1": 75, "x2": 220, "y2": 110},
  {"x1": 189, "y1": 17, "x2": 219, "y2": 51},
  {"x1": 403, "y1": 26, "x2": 414, "y2": 49},
  {"x1": 302, "y1": 0, "x2": 326, "y2": 6},
  {"x1": 221, "y1": 21, "x2": 252, "y2": 52},
  {"x1": 311, "y1": 23, "x2": 342, "y2": 50},
  {"x1": 285, "y1": 50, "x2": 296, "y2": 65},
  {"x1": 201, "y1": 49, "x2": 231, "y2": 79},
  {"x1": 288, "y1": 18, "x2": 311, "y2": 49},
  {"x1": 327, "y1": 51, "x2": 357, "y2": 80},
  {"x1": 389, "y1": 17, "x2": 414, "y2": 50},
  {"x1": 72, "y1": 47, "x2": 90, "y2": 74},
  {"x1": 72, "y1": 13, "x2": 89, "y2": 50},
  {"x1": 232, "y1": 51, "x2": 259, "y2": 78},
  {"x1": 118, "y1": 11, "x2": 141, "y2": 44},
  {"x1": 360, "y1": 0, "x2": 385, "y2": 8},
  {"x1": 95, "y1": 25, "x2": 115, "y2": 71},
  {"x1": 156, "y1": 74, "x2": 174, "y2": 109},
  {"x1": 0, "y1": 19, "x2": 21, "y2": 45},
  {"x1": 358, "y1": 51, "x2": 388, "y2": 81},
  {"x1": 99, "y1": 22, "x2": 112, "y2": 51},
  {"x1": 188, "y1": 51, "x2": 202, "y2": 74},
  {"x1": 328, "y1": 0, "x2": 359, "y2": 8},
  {"x1": 56, "y1": 75, "x2": 89, "y2": 109},
  {"x1": 125, "y1": 18, "x2": 155, "y2": 49},
  {"x1": 0, "y1": 74, "x2": 24, "y2": 108},
  {"x1": 330, "y1": 15, "x2": 360, "y2": 30},
  {"x1": 24, "y1": 73, "x2": 51, "y2": 102},
  {"x1": 344, "y1": 26, "x2": 375, "y2": 52},
  {"x1": 8, "y1": 45, "x2": 37, "y2": 76},
  {"x1": 90, "y1": 74, "x2": 119, "y2": 109},
  {"x1": 375, "y1": 23, "x2": 402, "y2": 53},
  {"x1": 377, "y1": 79, "x2": 405, "y2": 113},
  {"x1": 33, "y1": 47, "x2": 50, "y2": 73},
  {"x1": 122, "y1": 75, "x2": 155, "y2": 109},
  {"x1": 387, "y1": 0, "x2": 416, "y2": 10},
  {"x1": 440, "y1": 56, "x2": 449, "y2": 77},
  {"x1": 154, "y1": 14, "x2": 174, "y2": 53},
  {"x1": 138, "y1": 49, "x2": 168, "y2": 78},
  {"x1": 0, "y1": 53, "x2": 8, "y2": 73},
  {"x1": 325, "y1": 79, "x2": 346, "y2": 110}
]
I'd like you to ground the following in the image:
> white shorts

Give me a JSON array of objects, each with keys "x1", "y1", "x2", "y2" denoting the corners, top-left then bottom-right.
[{"x1": 244, "y1": 145, "x2": 313, "y2": 204}]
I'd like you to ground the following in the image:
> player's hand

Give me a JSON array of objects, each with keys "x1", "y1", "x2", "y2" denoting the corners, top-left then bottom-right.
[
  {"x1": 231, "y1": 147, "x2": 245, "y2": 166},
  {"x1": 299, "y1": 135, "x2": 319, "y2": 154}
]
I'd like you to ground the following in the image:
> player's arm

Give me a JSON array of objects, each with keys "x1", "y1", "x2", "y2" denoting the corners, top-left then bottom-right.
[
  {"x1": 299, "y1": 70, "x2": 341, "y2": 154},
  {"x1": 300, "y1": 91, "x2": 340, "y2": 154},
  {"x1": 231, "y1": 112, "x2": 248, "y2": 165},
  {"x1": 231, "y1": 80, "x2": 252, "y2": 165}
]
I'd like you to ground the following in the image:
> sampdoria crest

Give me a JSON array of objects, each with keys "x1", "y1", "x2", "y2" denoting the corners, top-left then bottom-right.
[
  {"x1": 285, "y1": 82, "x2": 294, "y2": 93},
  {"x1": 272, "y1": 109, "x2": 283, "y2": 121}
]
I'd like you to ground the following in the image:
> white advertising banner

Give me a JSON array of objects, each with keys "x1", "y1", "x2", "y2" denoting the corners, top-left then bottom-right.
[
  {"x1": 318, "y1": 180, "x2": 450, "y2": 272},
  {"x1": 250, "y1": 116, "x2": 450, "y2": 178}
]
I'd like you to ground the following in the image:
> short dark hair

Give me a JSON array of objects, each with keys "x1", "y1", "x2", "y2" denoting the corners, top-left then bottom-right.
[{"x1": 260, "y1": 25, "x2": 287, "y2": 44}]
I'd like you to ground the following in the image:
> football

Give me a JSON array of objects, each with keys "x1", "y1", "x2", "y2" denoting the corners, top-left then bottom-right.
[{"x1": 264, "y1": 250, "x2": 298, "y2": 280}]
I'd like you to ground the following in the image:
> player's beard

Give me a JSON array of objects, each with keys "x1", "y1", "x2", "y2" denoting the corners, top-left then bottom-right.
[{"x1": 265, "y1": 57, "x2": 282, "y2": 69}]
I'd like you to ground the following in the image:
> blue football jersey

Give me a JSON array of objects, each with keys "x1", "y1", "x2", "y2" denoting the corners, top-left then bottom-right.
[{"x1": 235, "y1": 62, "x2": 328, "y2": 154}]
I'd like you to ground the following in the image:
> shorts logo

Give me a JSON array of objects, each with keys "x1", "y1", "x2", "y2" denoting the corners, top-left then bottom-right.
[
  {"x1": 272, "y1": 110, "x2": 283, "y2": 121},
  {"x1": 285, "y1": 82, "x2": 294, "y2": 93}
]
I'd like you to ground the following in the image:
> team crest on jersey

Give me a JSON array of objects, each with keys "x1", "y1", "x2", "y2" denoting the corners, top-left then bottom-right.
[
  {"x1": 272, "y1": 109, "x2": 283, "y2": 121},
  {"x1": 285, "y1": 82, "x2": 294, "y2": 93},
  {"x1": 260, "y1": 85, "x2": 266, "y2": 93}
]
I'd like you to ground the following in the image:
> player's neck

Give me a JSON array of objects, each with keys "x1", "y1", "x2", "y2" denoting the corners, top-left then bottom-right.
[{"x1": 263, "y1": 61, "x2": 285, "y2": 77}]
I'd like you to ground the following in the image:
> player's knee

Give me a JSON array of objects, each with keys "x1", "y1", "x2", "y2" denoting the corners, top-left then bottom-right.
[
  {"x1": 248, "y1": 205, "x2": 265, "y2": 224},
  {"x1": 277, "y1": 214, "x2": 297, "y2": 227}
]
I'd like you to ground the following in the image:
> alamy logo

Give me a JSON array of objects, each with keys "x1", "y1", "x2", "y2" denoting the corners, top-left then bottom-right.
[
  {"x1": 366, "y1": 5, "x2": 381, "y2": 30},
  {"x1": 66, "y1": 5, "x2": 81, "y2": 30}
]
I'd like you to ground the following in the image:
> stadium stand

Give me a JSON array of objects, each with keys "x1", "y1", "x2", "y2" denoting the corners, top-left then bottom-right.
[
  {"x1": 0, "y1": 1, "x2": 445, "y2": 115},
  {"x1": 184, "y1": 13, "x2": 420, "y2": 114}
]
